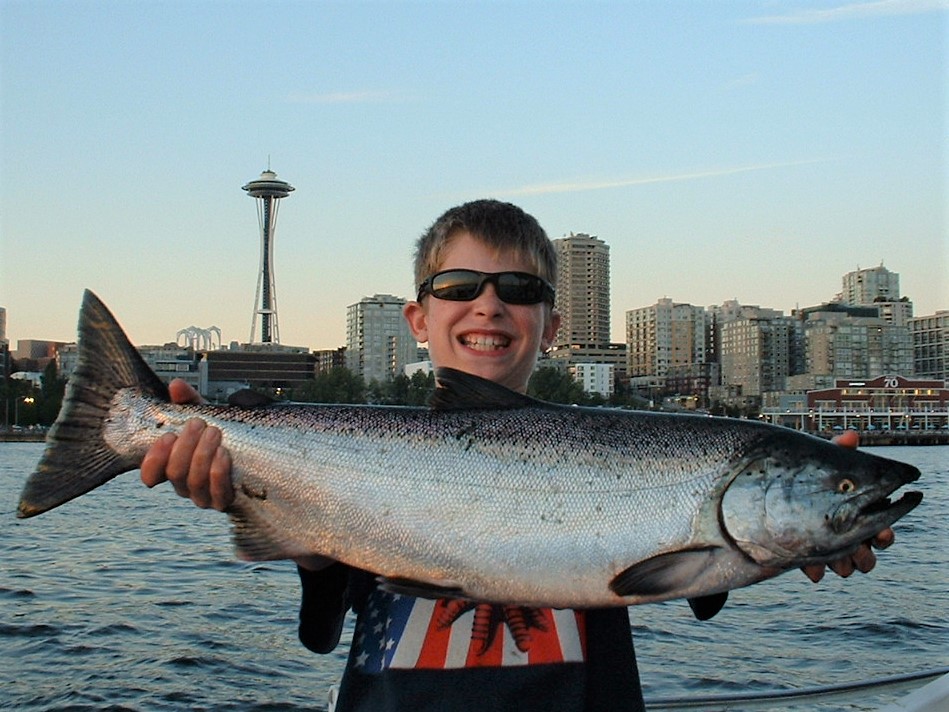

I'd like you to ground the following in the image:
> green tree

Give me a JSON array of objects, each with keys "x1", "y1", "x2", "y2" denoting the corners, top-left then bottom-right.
[
  {"x1": 406, "y1": 370, "x2": 436, "y2": 406},
  {"x1": 527, "y1": 367, "x2": 587, "y2": 404},
  {"x1": 39, "y1": 360, "x2": 66, "y2": 425},
  {"x1": 295, "y1": 367, "x2": 366, "y2": 404}
]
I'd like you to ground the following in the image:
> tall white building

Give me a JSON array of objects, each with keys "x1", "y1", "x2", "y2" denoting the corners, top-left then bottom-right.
[
  {"x1": 840, "y1": 264, "x2": 912, "y2": 325},
  {"x1": 346, "y1": 294, "x2": 419, "y2": 385},
  {"x1": 552, "y1": 233, "x2": 610, "y2": 348},
  {"x1": 841, "y1": 264, "x2": 900, "y2": 305}
]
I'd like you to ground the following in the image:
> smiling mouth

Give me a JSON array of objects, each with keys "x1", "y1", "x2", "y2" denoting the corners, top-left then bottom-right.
[{"x1": 461, "y1": 334, "x2": 511, "y2": 351}]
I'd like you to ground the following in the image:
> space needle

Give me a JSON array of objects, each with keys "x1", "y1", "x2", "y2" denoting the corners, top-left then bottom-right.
[{"x1": 243, "y1": 168, "x2": 294, "y2": 344}]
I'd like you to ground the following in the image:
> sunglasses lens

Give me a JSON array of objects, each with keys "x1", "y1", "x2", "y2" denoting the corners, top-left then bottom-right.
[
  {"x1": 496, "y1": 273, "x2": 544, "y2": 304},
  {"x1": 430, "y1": 271, "x2": 482, "y2": 300}
]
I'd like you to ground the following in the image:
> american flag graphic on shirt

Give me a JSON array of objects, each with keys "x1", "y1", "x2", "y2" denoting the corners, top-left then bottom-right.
[{"x1": 351, "y1": 589, "x2": 588, "y2": 672}]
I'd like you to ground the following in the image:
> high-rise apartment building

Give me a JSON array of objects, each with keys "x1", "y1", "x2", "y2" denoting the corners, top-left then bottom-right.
[
  {"x1": 719, "y1": 317, "x2": 796, "y2": 397},
  {"x1": 840, "y1": 264, "x2": 912, "y2": 325},
  {"x1": 547, "y1": 233, "x2": 627, "y2": 386},
  {"x1": 346, "y1": 294, "x2": 419, "y2": 384},
  {"x1": 803, "y1": 310, "x2": 914, "y2": 380},
  {"x1": 842, "y1": 264, "x2": 900, "y2": 305},
  {"x1": 552, "y1": 233, "x2": 610, "y2": 348},
  {"x1": 909, "y1": 310, "x2": 948, "y2": 380},
  {"x1": 710, "y1": 301, "x2": 802, "y2": 398},
  {"x1": 626, "y1": 298, "x2": 708, "y2": 378}
]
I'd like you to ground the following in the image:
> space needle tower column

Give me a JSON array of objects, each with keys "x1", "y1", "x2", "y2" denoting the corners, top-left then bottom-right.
[{"x1": 243, "y1": 169, "x2": 294, "y2": 344}]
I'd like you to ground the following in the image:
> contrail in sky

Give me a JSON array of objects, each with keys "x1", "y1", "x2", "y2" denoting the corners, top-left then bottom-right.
[
  {"x1": 496, "y1": 159, "x2": 830, "y2": 197},
  {"x1": 742, "y1": 0, "x2": 947, "y2": 25}
]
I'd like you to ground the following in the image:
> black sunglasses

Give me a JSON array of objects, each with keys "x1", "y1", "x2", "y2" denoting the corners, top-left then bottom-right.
[{"x1": 417, "y1": 269, "x2": 556, "y2": 305}]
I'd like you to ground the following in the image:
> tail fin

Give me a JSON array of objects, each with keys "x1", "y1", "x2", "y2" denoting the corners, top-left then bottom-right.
[{"x1": 17, "y1": 290, "x2": 169, "y2": 518}]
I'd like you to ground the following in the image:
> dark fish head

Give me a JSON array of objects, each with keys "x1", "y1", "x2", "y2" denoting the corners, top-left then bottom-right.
[{"x1": 720, "y1": 432, "x2": 922, "y2": 569}]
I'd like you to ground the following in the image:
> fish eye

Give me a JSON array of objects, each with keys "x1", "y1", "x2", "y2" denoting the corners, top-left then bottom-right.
[{"x1": 837, "y1": 478, "x2": 856, "y2": 494}]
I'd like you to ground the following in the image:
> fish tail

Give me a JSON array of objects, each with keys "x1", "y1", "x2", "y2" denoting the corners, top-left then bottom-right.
[{"x1": 17, "y1": 290, "x2": 169, "y2": 518}]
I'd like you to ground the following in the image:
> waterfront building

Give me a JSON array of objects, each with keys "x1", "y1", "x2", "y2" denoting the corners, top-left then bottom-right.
[
  {"x1": 909, "y1": 310, "x2": 948, "y2": 381},
  {"x1": 800, "y1": 308, "x2": 913, "y2": 380},
  {"x1": 346, "y1": 294, "x2": 418, "y2": 385},
  {"x1": 57, "y1": 341, "x2": 207, "y2": 394},
  {"x1": 762, "y1": 375, "x2": 948, "y2": 433},
  {"x1": 206, "y1": 343, "x2": 314, "y2": 401},
  {"x1": 140, "y1": 344, "x2": 206, "y2": 394}
]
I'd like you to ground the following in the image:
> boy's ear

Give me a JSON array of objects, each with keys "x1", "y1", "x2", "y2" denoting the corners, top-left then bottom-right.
[
  {"x1": 403, "y1": 301, "x2": 429, "y2": 343},
  {"x1": 541, "y1": 308, "x2": 561, "y2": 351}
]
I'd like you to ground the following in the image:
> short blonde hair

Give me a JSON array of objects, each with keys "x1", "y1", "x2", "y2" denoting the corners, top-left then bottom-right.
[{"x1": 413, "y1": 199, "x2": 557, "y2": 290}]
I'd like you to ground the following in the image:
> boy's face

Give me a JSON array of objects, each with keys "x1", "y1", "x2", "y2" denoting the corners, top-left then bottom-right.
[{"x1": 403, "y1": 231, "x2": 560, "y2": 393}]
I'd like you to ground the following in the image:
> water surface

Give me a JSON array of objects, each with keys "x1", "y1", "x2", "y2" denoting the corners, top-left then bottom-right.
[{"x1": 3, "y1": 443, "x2": 945, "y2": 710}]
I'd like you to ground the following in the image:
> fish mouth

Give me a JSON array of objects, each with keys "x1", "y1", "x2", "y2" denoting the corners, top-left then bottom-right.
[
  {"x1": 834, "y1": 488, "x2": 923, "y2": 534},
  {"x1": 858, "y1": 490, "x2": 923, "y2": 521}
]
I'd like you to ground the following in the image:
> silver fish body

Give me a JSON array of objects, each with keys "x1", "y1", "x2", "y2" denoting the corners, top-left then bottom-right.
[{"x1": 18, "y1": 291, "x2": 922, "y2": 608}]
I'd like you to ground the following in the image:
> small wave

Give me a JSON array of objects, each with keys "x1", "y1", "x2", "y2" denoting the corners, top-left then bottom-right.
[
  {"x1": 164, "y1": 654, "x2": 225, "y2": 669},
  {"x1": 0, "y1": 621, "x2": 61, "y2": 638},
  {"x1": 91, "y1": 620, "x2": 140, "y2": 631}
]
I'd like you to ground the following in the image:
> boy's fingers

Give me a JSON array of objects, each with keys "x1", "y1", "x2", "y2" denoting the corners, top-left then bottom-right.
[
  {"x1": 166, "y1": 418, "x2": 206, "y2": 495},
  {"x1": 872, "y1": 528, "x2": 895, "y2": 550},
  {"x1": 168, "y1": 378, "x2": 203, "y2": 405},
  {"x1": 209, "y1": 447, "x2": 235, "y2": 511},
  {"x1": 140, "y1": 432, "x2": 177, "y2": 487},
  {"x1": 801, "y1": 564, "x2": 825, "y2": 583},
  {"x1": 187, "y1": 426, "x2": 222, "y2": 508},
  {"x1": 852, "y1": 544, "x2": 877, "y2": 573},
  {"x1": 831, "y1": 429, "x2": 859, "y2": 449},
  {"x1": 828, "y1": 557, "x2": 856, "y2": 578}
]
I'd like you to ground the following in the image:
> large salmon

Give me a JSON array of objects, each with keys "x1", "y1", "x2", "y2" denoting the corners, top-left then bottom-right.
[{"x1": 18, "y1": 290, "x2": 922, "y2": 608}]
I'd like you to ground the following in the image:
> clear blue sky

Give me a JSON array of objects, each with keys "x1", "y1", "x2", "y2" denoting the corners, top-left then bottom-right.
[{"x1": 1, "y1": 0, "x2": 946, "y2": 351}]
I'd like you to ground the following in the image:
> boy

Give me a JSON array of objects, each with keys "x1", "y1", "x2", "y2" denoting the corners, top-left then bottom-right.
[{"x1": 141, "y1": 199, "x2": 892, "y2": 710}]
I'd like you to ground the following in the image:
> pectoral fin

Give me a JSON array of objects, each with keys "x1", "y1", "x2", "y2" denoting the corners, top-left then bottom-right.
[
  {"x1": 688, "y1": 592, "x2": 729, "y2": 621},
  {"x1": 610, "y1": 547, "x2": 723, "y2": 598}
]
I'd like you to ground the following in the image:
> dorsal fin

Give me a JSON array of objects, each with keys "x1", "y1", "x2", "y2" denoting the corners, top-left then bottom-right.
[{"x1": 430, "y1": 367, "x2": 536, "y2": 411}]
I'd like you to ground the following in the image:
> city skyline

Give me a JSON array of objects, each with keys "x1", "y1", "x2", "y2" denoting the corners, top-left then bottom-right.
[
  {"x1": 1, "y1": 1, "x2": 945, "y2": 349},
  {"x1": 3, "y1": 263, "x2": 942, "y2": 355}
]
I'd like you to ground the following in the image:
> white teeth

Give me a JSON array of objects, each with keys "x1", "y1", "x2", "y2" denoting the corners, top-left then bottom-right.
[{"x1": 462, "y1": 335, "x2": 510, "y2": 350}]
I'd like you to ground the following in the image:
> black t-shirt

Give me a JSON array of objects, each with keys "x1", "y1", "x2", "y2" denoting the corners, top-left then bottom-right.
[{"x1": 298, "y1": 564, "x2": 645, "y2": 712}]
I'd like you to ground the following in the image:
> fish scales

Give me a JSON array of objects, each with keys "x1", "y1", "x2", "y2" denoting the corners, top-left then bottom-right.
[{"x1": 18, "y1": 290, "x2": 923, "y2": 609}]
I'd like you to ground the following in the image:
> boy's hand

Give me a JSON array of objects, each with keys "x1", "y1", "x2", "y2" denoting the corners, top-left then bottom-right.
[
  {"x1": 140, "y1": 379, "x2": 234, "y2": 511},
  {"x1": 139, "y1": 379, "x2": 334, "y2": 571},
  {"x1": 800, "y1": 430, "x2": 895, "y2": 582}
]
